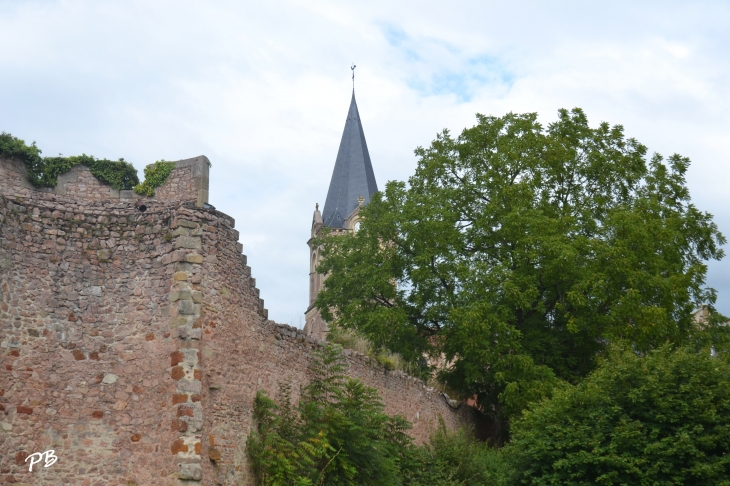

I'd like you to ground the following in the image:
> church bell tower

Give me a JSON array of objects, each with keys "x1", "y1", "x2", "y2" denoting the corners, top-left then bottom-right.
[{"x1": 304, "y1": 90, "x2": 378, "y2": 340}]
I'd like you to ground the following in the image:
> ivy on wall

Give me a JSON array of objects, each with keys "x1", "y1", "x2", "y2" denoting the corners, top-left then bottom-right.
[
  {"x1": 0, "y1": 132, "x2": 139, "y2": 190},
  {"x1": 0, "y1": 132, "x2": 177, "y2": 195},
  {"x1": 133, "y1": 161, "x2": 176, "y2": 196}
]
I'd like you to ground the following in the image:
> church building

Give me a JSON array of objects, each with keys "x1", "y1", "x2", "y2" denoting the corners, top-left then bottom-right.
[{"x1": 304, "y1": 91, "x2": 378, "y2": 340}]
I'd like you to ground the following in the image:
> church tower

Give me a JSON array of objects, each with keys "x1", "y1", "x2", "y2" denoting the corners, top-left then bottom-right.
[{"x1": 304, "y1": 91, "x2": 378, "y2": 340}]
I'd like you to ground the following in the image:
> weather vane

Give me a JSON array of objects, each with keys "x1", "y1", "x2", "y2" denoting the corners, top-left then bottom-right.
[{"x1": 351, "y1": 63, "x2": 356, "y2": 92}]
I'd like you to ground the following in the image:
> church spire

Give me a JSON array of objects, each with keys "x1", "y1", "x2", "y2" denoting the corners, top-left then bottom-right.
[{"x1": 321, "y1": 92, "x2": 378, "y2": 228}]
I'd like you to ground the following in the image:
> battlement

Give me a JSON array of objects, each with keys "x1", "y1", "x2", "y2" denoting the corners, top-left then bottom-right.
[{"x1": 0, "y1": 155, "x2": 210, "y2": 207}]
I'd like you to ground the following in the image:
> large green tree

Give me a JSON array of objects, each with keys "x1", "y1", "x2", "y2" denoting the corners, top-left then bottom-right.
[{"x1": 314, "y1": 108, "x2": 726, "y2": 423}]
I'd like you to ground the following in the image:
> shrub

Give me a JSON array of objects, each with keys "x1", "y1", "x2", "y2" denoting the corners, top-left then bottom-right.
[
  {"x1": 248, "y1": 344, "x2": 410, "y2": 485},
  {"x1": 133, "y1": 160, "x2": 176, "y2": 196},
  {"x1": 0, "y1": 132, "x2": 139, "y2": 189},
  {"x1": 248, "y1": 344, "x2": 512, "y2": 485},
  {"x1": 508, "y1": 345, "x2": 730, "y2": 485}
]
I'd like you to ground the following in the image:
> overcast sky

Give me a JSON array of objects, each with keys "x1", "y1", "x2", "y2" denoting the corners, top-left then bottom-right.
[{"x1": 2, "y1": 1, "x2": 729, "y2": 325}]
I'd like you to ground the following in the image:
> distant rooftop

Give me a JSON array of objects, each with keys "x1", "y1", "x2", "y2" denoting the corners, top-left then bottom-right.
[{"x1": 321, "y1": 92, "x2": 378, "y2": 228}]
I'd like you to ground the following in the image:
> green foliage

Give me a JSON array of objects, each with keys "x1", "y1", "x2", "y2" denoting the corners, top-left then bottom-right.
[
  {"x1": 402, "y1": 420, "x2": 514, "y2": 486},
  {"x1": 313, "y1": 108, "x2": 727, "y2": 427},
  {"x1": 248, "y1": 344, "x2": 509, "y2": 485},
  {"x1": 327, "y1": 327, "x2": 407, "y2": 372},
  {"x1": 248, "y1": 344, "x2": 411, "y2": 485},
  {"x1": 133, "y1": 160, "x2": 175, "y2": 196},
  {"x1": 508, "y1": 345, "x2": 730, "y2": 485},
  {"x1": 0, "y1": 132, "x2": 139, "y2": 189}
]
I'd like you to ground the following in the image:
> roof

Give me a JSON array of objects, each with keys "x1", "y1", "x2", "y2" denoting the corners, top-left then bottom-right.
[{"x1": 321, "y1": 93, "x2": 378, "y2": 228}]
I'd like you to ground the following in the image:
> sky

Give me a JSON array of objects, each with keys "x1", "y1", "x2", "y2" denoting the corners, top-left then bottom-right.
[{"x1": 1, "y1": 0, "x2": 729, "y2": 325}]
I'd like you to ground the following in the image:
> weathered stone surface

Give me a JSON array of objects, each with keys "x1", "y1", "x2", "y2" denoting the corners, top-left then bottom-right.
[
  {"x1": 178, "y1": 300, "x2": 195, "y2": 315},
  {"x1": 169, "y1": 290, "x2": 192, "y2": 302},
  {"x1": 177, "y1": 219, "x2": 199, "y2": 229},
  {"x1": 178, "y1": 462, "x2": 203, "y2": 480},
  {"x1": 186, "y1": 253, "x2": 204, "y2": 264},
  {"x1": 102, "y1": 373, "x2": 118, "y2": 384},
  {"x1": 174, "y1": 236, "x2": 201, "y2": 249}
]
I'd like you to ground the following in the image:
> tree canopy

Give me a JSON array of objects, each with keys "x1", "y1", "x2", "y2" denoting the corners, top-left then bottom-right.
[
  {"x1": 314, "y1": 108, "x2": 727, "y2": 425},
  {"x1": 508, "y1": 345, "x2": 730, "y2": 485}
]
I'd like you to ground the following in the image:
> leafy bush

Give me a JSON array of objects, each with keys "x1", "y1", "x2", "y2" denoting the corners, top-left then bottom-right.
[
  {"x1": 248, "y1": 344, "x2": 411, "y2": 485},
  {"x1": 133, "y1": 160, "x2": 176, "y2": 196},
  {"x1": 402, "y1": 420, "x2": 514, "y2": 486},
  {"x1": 247, "y1": 344, "x2": 511, "y2": 485},
  {"x1": 508, "y1": 345, "x2": 730, "y2": 485},
  {"x1": 0, "y1": 132, "x2": 139, "y2": 189}
]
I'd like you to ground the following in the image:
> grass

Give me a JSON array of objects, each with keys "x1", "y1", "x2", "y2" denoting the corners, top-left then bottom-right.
[{"x1": 326, "y1": 328, "x2": 407, "y2": 373}]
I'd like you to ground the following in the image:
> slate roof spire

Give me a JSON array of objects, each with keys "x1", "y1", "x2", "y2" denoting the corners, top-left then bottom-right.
[{"x1": 321, "y1": 92, "x2": 378, "y2": 228}]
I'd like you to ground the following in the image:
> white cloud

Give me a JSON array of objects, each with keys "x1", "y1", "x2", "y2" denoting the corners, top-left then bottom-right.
[{"x1": 1, "y1": 0, "x2": 729, "y2": 322}]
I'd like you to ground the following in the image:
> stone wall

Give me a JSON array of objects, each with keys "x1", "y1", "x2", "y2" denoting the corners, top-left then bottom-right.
[
  {"x1": 0, "y1": 192, "x2": 183, "y2": 485},
  {"x1": 0, "y1": 156, "x2": 467, "y2": 485},
  {"x1": 0, "y1": 155, "x2": 210, "y2": 206},
  {"x1": 154, "y1": 156, "x2": 210, "y2": 207}
]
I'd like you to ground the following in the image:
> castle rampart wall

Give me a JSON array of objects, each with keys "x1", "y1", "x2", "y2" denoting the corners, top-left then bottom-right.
[{"x1": 0, "y1": 155, "x2": 466, "y2": 486}]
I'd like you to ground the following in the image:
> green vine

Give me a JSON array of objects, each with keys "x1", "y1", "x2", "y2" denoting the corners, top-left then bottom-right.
[
  {"x1": 0, "y1": 132, "x2": 139, "y2": 190},
  {"x1": 133, "y1": 161, "x2": 176, "y2": 196}
]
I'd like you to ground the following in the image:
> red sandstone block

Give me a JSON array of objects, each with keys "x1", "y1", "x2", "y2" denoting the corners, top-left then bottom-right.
[
  {"x1": 15, "y1": 451, "x2": 28, "y2": 465},
  {"x1": 194, "y1": 369, "x2": 202, "y2": 380},
  {"x1": 145, "y1": 333, "x2": 155, "y2": 341},
  {"x1": 9, "y1": 349, "x2": 19, "y2": 357},
  {"x1": 91, "y1": 410, "x2": 104, "y2": 419},
  {"x1": 68, "y1": 312, "x2": 78, "y2": 322},
  {"x1": 172, "y1": 393, "x2": 188, "y2": 405},
  {"x1": 171, "y1": 419, "x2": 188, "y2": 432},
  {"x1": 72, "y1": 349, "x2": 86, "y2": 360},
  {"x1": 170, "y1": 351, "x2": 184, "y2": 366},
  {"x1": 194, "y1": 442, "x2": 202, "y2": 454},
  {"x1": 177, "y1": 405, "x2": 194, "y2": 417},
  {"x1": 89, "y1": 352, "x2": 100, "y2": 360},
  {"x1": 131, "y1": 433, "x2": 141, "y2": 442},
  {"x1": 171, "y1": 366, "x2": 185, "y2": 380},
  {"x1": 133, "y1": 385, "x2": 144, "y2": 394},
  {"x1": 17, "y1": 405, "x2": 33, "y2": 415},
  {"x1": 191, "y1": 394, "x2": 201, "y2": 402},
  {"x1": 171, "y1": 439, "x2": 188, "y2": 454}
]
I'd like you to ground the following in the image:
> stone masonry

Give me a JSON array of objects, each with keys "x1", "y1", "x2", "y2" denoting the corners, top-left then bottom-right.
[{"x1": 0, "y1": 155, "x2": 467, "y2": 485}]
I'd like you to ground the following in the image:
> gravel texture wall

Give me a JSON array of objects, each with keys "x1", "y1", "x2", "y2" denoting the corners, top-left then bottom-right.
[{"x1": 0, "y1": 156, "x2": 467, "y2": 486}]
